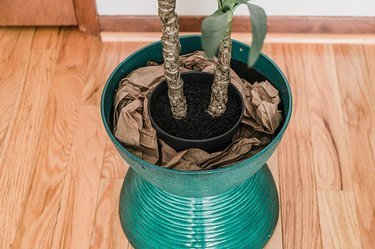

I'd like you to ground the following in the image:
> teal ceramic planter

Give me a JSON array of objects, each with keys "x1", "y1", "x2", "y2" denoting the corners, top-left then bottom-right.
[{"x1": 101, "y1": 36, "x2": 292, "y2": 249}]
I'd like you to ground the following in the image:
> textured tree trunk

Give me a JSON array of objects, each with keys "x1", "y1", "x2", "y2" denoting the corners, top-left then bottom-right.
[
  {"x1": 158, "y1": 0, "x2": 187, "y2": 119},
  {"x1": 207, "y1": 31, "x2": 232, "y2": 117}
]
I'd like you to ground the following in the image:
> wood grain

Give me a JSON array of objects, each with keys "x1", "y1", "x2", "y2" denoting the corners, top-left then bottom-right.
[
  {"x1": 0, "y1": 28, "x2": 374, "y2": 248},
  {"x1": 101, "y1": 139, "x2": 128, "y2": 179},
  {"x1": 0, "y1": 0, "x2": 77, "y2": 26},
  {"x1": 0, "y1": 49, "x2": 58, "y2": 249},
  {"x1": 302, "y1": 44, "x2": 352, "y2": 190},
  {"x1": 363, "y1": 45, "x2": 375, "y2": 85},
  {"x1": 272, "y1": 44, "x2": 323, "y2": 249},
  {"x1": 333, "y1": 44, "x2": 375, "y2": 249},
  {"x1": 73, "y1": 0, "x2": 99, "y2": 35},
  {"x1": 51, "y1": 106, "x2": 106, "y2": 249},
  {"x1": 90, "y1": 179, "x2": 129, "y2": 249},
  {"x1": 99, "y1": 16, "x2": 375, "y2": 34},
  {"x1": 119, "y1": 42, "x2": 152, "y2": 61},
  {"x1": 265, "y1": 152, "x2": 283, "y2": 249},
  {"x1": 317, "y1": 191, "x2": 362, "y2": 249},
  {"x1": 0, "y1": 28, "x2": 34, "y2": 156},
  {"x1": 11, "y1": 28, "x2": 101, "y2": 249},
  {"x1": 31, "y1": 28, "x2": 63, "y2": 49},
  {"x1": 81, "y1": 43, "x2": 123, "y2": 106}
]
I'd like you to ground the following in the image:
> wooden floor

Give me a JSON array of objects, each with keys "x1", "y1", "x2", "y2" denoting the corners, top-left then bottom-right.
[{"x1": 0, "y1": 27, "x2": 374, "y2": 249}]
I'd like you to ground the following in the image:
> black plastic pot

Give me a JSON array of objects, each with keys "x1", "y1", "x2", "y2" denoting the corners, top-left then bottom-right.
[{"x1": 148, "y1": 71, "x2": 244, "y2": 153}]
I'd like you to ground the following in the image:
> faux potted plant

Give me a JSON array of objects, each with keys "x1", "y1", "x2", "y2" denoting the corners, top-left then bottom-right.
[
  {"x1": 100, "y1": 0, "x2": 292, "y2": 248},
  {"x1": 149, "y1": 0, "x2": 267, "y2": 153},
  {"x1": 148, "y1": 0, "x2": 244, "y2": 152}
]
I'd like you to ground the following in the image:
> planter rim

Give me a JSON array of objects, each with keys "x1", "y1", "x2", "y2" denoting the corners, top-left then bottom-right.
[{"x1": 100, "y1": 34, "x2": 292, "y2": 175}]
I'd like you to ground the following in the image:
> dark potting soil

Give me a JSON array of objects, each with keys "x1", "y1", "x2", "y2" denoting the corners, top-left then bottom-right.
[{"x1": 150, "y1": 80, "x2": 242, "y2": 140}]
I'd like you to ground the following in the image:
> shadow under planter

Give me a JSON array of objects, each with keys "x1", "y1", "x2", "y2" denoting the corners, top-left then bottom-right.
[{"x1": 101, "y1": 35, "x2": 292, "y2": 249}]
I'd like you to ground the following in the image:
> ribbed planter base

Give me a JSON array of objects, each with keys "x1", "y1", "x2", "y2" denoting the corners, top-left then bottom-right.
[{"x1": 119, "y1": 164, "x2": 279, "y2": 249}]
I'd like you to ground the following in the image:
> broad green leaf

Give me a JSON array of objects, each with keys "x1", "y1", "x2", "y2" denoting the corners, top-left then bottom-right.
[
  {"x1": 246, "y1": 3, "x2": 267, "y2": 67},
  {"x1": 201, "y1": 10, "x2": 230, "y2": 58}
]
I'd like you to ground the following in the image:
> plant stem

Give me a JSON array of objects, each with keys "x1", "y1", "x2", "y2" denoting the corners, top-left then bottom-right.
[
  {"x1": 207, "y1": 30, "x2": 232, "y2": 117},
  {"x1": 218, "y1": 0, "x2": 223, "y2": 9},
  {"x1": 158, "y1": 0, "x2": 187, "y2": 119}
]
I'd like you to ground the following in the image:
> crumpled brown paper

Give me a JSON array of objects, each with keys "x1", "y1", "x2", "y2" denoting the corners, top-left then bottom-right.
[{"x1": 113, "y1": 51, "x2": 282, "y2": 171}]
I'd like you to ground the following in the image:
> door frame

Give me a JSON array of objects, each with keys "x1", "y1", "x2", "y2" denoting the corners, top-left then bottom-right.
[{"x1": 74, "y1": 0, "x2": 100, "y2": 35}]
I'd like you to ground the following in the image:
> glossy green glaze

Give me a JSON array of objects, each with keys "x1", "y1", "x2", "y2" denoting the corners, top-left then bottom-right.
[
  {"x1": 101, "y1": 36, "x2": 292, "y2": 249},
  {"x1": 121, "y1": 165, "x2": 278, "y2": 249}
]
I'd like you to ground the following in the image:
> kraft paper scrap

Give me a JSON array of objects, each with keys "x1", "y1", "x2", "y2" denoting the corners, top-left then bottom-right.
[{"x1": 113, "y1": 51, "x2": 282, "y2": 171}]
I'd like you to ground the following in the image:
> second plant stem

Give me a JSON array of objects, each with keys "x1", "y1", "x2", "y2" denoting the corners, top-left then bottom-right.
[{"x1": 207, "y1": 30, "x2": 232, "y2": 117}]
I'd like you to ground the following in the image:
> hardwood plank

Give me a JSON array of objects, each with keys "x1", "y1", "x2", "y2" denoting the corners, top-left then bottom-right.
[
  {"x1": 264, "y1": 151, "x2": 283, "y2": 249},
  {"x1": 101, "y1": 138, "x2": 128, "y2": 179},
  {"x1": 0, "y1": 0, "x2": 77, "y2": 25},
  {"x1": 51, "y1": 106, "x2": 106, "y2": 249},
  {"x1": 31, "y1": 27, "x2": 63, "y2": 49},
  {"x1": 89, "y1": 179, "x2": 129, "y2": 249},
  {"x1": 262, "y1": 44, "x2": 289, "y2": 249},
  {"x1": 0, "y1": 28, "x2": 34, "y2": 155},
  {"x1": 0, "y1": 28, "x2": 374, "y2": 249},
  {"x1": 263, "y1": 44, "x2": 283, "y2": 248},
  {"x1": 81, "y1": 43, "x2": 122, "y2": 106},
  {"x1": 363, "y1": 45, "x2": 375, "y2": 158},
  {"x1": 317, "y1": 191, "x2": 362, "y2": 249},
  {"x1": 262, "y1": 43, "x2": 288, "y2": 73},
  {"x1": 273, "y1": 44, "x2": 323, "y2": 249},
  {"x1": 333, "y1": 44, "x2": 375, "y2": 249},
  {"x1": 363, "y1": 45, "x2": 375, "y2": 84},
  {"x1": 11, "y1": 29, "x2": 102, "y2": 249},
  {"x1": 302, "y1": 44, "x2": 352, "y2": 190},
  {"x1": 363, "y1": 45, "x2": 375, "y2": 106},
  {"x1": 0, "y1": 28, "x2": 21, "y2": 57},
  {"x1": 0, "y1": 49, "x2": 57, "y2": 249},
  {"x1": 56, "y1": 27, "x2": 101, "y2": 67},
  {"x1": 99, "y1": 16, "x2": 375, "y2": 34},
  {"x1": 119, "y1": 42, "x2": 151, "y2": 62}
]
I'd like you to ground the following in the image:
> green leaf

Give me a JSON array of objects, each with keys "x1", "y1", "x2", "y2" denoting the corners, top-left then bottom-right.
[
  {"x1": 246, "y1": 3, "x2": 267, "y2": 67},
  {"x1": 201, "y1": 9, "x2": 230, "y2": 58},
  {"x1": 233, "y1": 0, "x2": 248, "y2": 4}
]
